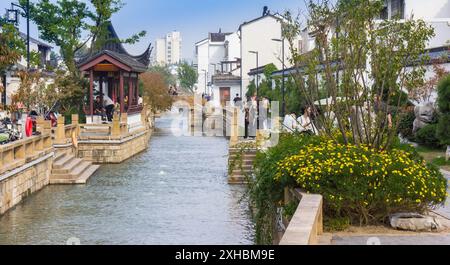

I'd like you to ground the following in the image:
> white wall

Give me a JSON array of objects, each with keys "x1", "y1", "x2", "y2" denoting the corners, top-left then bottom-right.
[
  {"x1": 154, "y1": 38, "x2": 166, "y2": 65},
  {"x1": 405, "y1": 0, "x2": 450, "y2": 19},
  {"x1": 240, "y1": 15, "x2": 290, "y2": 95},
  {"x1": 166, "y1": 31, "x2": 182, "y2": 64},
  {"x1": 208, "y1": 43, "x2": 225, "y2": 74},
  {"x1": 196, "y1": 40, "x2": 209, "y2": 94},
  {"x1": 210, "y1": 84, "x2": 241, "y2": 107}
]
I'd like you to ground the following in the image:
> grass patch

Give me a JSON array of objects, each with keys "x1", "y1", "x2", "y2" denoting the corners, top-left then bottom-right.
[
  {"x1": 324, "y1": 217, "x2": 351, "y2": 232},
  {"x1": 416, "y1": 145, "x2": 449, "y2": 170}
]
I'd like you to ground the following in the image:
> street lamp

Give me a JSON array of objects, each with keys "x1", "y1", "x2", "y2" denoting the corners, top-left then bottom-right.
[
  {"x1": 201, "y1": 69, "x2": 207, "y2": 95},
  {"x1": 272, "y1": 38, "x2": 286, "y2": 117},
  {"x1": 248, "y1": 51, "x2": 259, "y2": 97},
  {"x1": 6, "y1": 1, "x2": 30, "y2": 70}
]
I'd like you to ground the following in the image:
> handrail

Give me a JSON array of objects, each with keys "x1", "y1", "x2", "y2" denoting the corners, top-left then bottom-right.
[
  {"x1": 0, "y1": 132, "x2": 53, "y2": 175},
  {"x1": 279, "y1": 189, "x2": 324, "y2": 245}
]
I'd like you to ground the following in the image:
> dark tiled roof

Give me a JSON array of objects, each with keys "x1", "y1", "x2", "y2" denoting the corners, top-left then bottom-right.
[
  {"x1": 77, "y1": 22, "x2": 151, "y2": 72},
  {"x1": 78, "y1": 50, "x2": 149, "y2": 73},
  {"x1": 212, "y1": 73, "x2": 241, "y2": 86},
  {"x1": 19, "y1": 32, "x2": 52, "y2": 49},
  {"x1": 239, "y1": 13, "x2": 282, "y2": 30},
  {"x1": 209, "y1": 32, "x2": 232, "y2": 42},
  {"x1": 248, "y1": 64, "x2": 271, "y2": 76}
]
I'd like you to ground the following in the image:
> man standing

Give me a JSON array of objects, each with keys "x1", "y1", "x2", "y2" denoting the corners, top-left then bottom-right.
[{"x1": 103, "y1": 94, "x2": 115, "y2": 122}]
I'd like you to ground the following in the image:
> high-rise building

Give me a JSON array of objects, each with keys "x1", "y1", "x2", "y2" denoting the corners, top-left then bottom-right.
[
  {"x1": 154, "y1": 38, "x2": 166, "y2": 65},
  {"x1": 152, "y1": 31, "x2": 182, "y2": 66},
  {"x1": 166, "y1": 31, "x2": 182, "y2": 65}
]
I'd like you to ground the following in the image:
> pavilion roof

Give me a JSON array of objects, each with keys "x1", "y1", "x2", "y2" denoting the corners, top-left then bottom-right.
[{"x1": 77, "y1": 22, "x2": 151, "y2": 73}]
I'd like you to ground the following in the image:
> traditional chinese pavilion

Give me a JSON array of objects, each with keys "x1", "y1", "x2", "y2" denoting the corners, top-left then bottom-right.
[{"x1": 77, "y1": 22, "x2": 151, "y2": 122}]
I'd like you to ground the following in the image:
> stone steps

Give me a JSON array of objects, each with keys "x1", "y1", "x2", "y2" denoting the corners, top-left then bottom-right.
[
  {"x1": 228, "y1": 147, "x2": 257, "y2": 185},
  {"x1": 50, "y1": 153, "x2": 100, "y2": 185}
]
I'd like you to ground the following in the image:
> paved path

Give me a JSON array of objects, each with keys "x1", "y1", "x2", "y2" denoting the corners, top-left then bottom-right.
[
  {"x1": 434, "y1": 169, "x2": 450, "y2": 219},
  {"x1": 332, "y1": 234, "x2": 450, "y2": 245}
]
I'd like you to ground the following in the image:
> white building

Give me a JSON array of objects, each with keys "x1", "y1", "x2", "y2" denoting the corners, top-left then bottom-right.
[
  {"x1": 166, "y1": 31, "x2": 182, "y2": 65},
  {"x1": 195, "y1": 30, "x2": 241, "y2": 107},
  {"x1": 153, "y1": 38, "x2": 166, "y2": 65},
  {"x1": 271, "y1": 0, "x2": 450, "y2": 106},
  {"x1": 239, "y1": 12, "x2": 293, "y2": 96},
  {"x1": 1, "y1": 32, "x2": 53, "y2": 106},
  {"x1": 151, "y1": 31, "x2": 182, "y2": 65},
  {"x1": 384, "y1": 0, "x2": 450, "y2": 104}
]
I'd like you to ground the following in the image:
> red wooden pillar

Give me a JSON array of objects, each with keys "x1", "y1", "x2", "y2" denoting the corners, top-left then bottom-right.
[
  {"x1": 99, "y1": 75, "x2": 103, "y2": 103},
  {"x1": 135, "y1": 77, "x2": 139, "y2": 105},
  {"x1": 119, "y1": 71, "x2": 124, "y2": 113},
  {"x1": 90, "y1": 69, "x2": 94, "y2": 122},
  {"x1": 128, "y1": 75, "x2": 133, "y2": 110}
]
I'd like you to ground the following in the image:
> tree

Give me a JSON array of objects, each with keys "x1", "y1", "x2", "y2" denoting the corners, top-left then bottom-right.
[
  {"x1": 140, "y1": 72, "x2": 173, "y2": 112},
  {"x1": 177, "y1": 62, "x2": 198, "y2": 93},
  {"x1": 148, "y1": 65, "x2": 176, "y2": 87},
  {"x1": 436, "y1": 75, "x2": 450, "y2": 160},
  {"x1": 0, "y1": 23, "x2": 25, "y2": 110},
  {"x1": 282, "y1": 0, "x2": 435, "y2": 150},
  {"x1": 21, "y1": 0, "x2": 146, "y2": 76}
]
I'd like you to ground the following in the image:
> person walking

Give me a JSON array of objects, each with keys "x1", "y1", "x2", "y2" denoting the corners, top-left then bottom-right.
[{"x1": 103, "y1": 94, "x2": 115, "y2": 122}]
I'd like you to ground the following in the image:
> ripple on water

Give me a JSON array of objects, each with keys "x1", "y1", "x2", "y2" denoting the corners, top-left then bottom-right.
[{"x1": 0, "y1": 114, "x2": 255, "y2": 245}]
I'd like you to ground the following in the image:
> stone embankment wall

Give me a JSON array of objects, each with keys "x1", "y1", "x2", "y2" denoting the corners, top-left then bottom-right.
[{"x1": 0, "y1": 131, "x2": 54, "y2": 215}]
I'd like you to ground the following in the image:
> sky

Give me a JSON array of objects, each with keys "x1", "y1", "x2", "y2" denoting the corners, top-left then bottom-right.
[{"x1": 0, "y1": 0, "x2": 306, "y2": 61}]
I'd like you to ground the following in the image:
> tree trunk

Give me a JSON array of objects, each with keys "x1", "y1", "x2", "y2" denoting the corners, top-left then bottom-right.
[{"x1": 446, "y1": 145, "x2": 450, "y2": 162}]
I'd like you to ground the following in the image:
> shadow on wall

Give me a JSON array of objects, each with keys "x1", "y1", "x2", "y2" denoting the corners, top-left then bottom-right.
[{"x1": 435, "y1": 0, "x2": 450, "y2": 18}]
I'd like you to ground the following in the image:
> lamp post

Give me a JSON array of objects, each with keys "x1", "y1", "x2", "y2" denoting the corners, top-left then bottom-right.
[
  {"x1": 248, "y1": 51, "x2": 259, "y2": 97},
  {"x1": 6, "y1": 1, "x2": 30, "y2": 70},
  {"x1": 272, "y1": 38, "x2": 286, "y2": 118},
  {"x1": 201, "y1": 69, "x2": 207, "y2": 95}
]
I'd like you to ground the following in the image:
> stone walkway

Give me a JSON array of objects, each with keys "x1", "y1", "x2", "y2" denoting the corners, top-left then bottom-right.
[
  {"x1": 332, "y1": 234, "x2": 450, "y2": 245},
  {"x1": 332, "y1": 169, "x2": 450, "y2": 245},
  {"x1": 434, "y1": 169, "x2": 450, "y2": 219}
]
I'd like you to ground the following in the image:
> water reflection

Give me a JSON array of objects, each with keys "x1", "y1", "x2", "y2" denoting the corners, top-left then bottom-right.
[{"x1": 0, "y1": 112, "x2": 254, "y2": 245}]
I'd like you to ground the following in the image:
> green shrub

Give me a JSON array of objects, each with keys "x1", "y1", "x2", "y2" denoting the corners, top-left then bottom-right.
[
  {"x1": 248, "y1": 133, "x2": 321, "y2": 244},
  {"x1": 397, "y1": 110, "x2": 416, "y2": 140},
  {"x1": 276, "y1": 140, "x2": 448, "y2": 225},
  {"x1": 437, "y1": 75, "x2": 450, "y2": 146},
  {"x1": 415, "y1": 124, "x2": 443, "y2": 148}
]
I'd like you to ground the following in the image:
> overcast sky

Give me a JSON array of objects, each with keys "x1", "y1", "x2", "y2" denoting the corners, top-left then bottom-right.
[{"x1": 0, "y1": 0, "x2": 307, "y2": 61}]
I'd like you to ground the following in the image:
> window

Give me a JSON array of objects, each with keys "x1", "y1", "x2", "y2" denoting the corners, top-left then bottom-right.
[
  {"x1": 391, "y1": 0, "x2": 405, "y2": 19},
  {"x1": 380, "y1": 1, "x2": 388, "y2": 19}
]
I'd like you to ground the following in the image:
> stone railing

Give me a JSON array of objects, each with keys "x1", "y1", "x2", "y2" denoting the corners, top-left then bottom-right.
[
  {"x1": 0, "y1": 130, "x2": 53, "y2": 176},
  {"x1": 279, "y1": 189, "x2": 324, "y2": 245},
  {"x1": 51, "y1": 115, "x2": 80, "y2": 146},
  {"x1": 78, "y1": 111, "x2": 148, "y2": 141}
]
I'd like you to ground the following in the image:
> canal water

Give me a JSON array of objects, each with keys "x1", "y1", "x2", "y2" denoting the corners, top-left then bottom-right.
[{"x1": 0, "y1": 111, "x2": 254, "y2": 245}]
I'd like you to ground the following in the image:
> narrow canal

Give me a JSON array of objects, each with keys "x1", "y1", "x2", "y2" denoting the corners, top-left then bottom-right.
[{"x1": 0, "y1": 111, "x2": 254, "y2": 245}]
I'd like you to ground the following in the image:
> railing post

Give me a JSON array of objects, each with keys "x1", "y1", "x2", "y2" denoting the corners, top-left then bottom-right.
[
  {"x1": 141, "y1": 106, "x2": 147, "y2": 127},
  {"x1": 36, "y1": 116, "x2": 45, "y2": 134},
  {"x1": 112, "y1": 113, "x2": 121, "y2": 137},
  {"x1": 43, "y1": 120, "x2": 52, "y2": 135},
  {"x1": 72, "y1": 114, "x2": 79, "y2": 137},
  {"x1": 120, "y1": 113, "x2": 128, "y2": 125},
  {"x1": 55, "y1": 116, "x2": 65, "y2": 144},
  {"x1": 230, "y1": 107, "x2": 238, "y2": 147}
]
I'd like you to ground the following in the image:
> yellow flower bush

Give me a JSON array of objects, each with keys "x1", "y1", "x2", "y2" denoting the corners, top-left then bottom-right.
[{"x1": 275, "y1": 140, "x2": 448, "y2": 224}]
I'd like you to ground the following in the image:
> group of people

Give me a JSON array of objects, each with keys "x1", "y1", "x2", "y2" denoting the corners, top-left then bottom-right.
[
  {"x1": 232, "y1": 93, "x2": 271, "y2": 139},
  {"x1": 94, "y1": 93, "x2": 144, "y2": 122},
  {"x1": 283, "y1": 106, "x2": 318, "y2": 135},
  {"x1": 94, "y1": 94, "x2": 119, "y2": 122}
]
